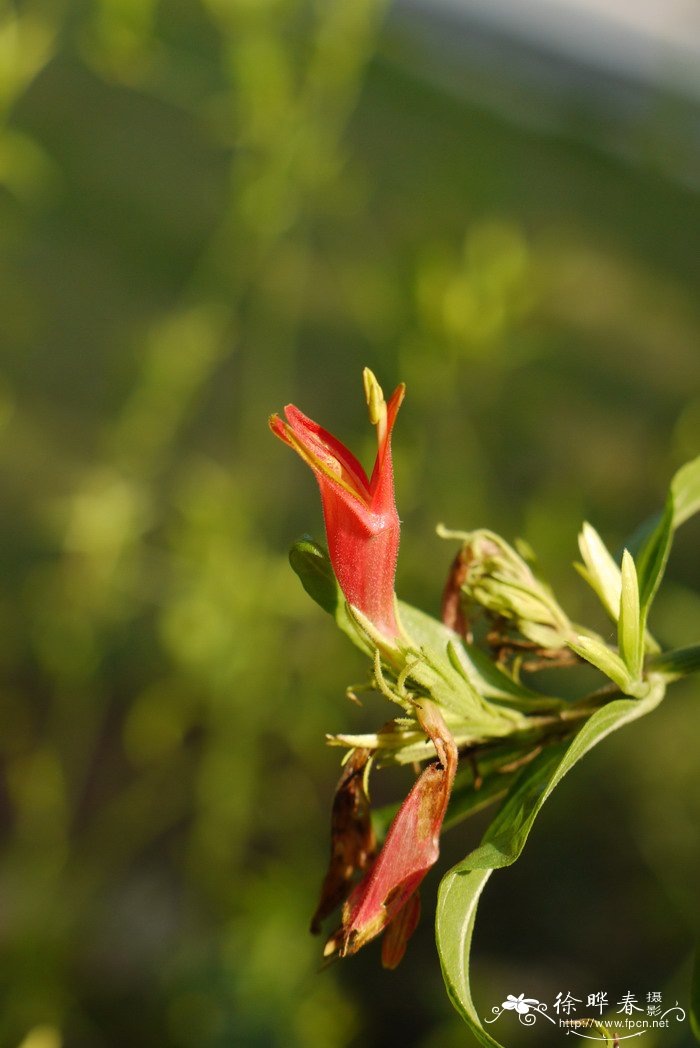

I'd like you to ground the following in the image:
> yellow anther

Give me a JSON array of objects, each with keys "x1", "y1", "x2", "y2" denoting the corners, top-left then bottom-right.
[{"x1": 363, "y1": 367, "x2": 387, "y2": 445}]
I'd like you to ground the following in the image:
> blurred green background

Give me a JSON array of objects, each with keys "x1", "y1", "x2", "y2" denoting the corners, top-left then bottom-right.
[{"x1": 1, "y1": 1, "x2": 699, "y2": 1046}]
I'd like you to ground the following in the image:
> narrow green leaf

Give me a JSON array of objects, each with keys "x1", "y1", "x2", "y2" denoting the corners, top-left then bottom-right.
[
  {"x1": 625, "y1": 509, "x2": 663, "y2": 561},
  {"x1": 454, "y1": 744, "x2": 566, "y2": 872},
  {"x1": 436, "y1": 683, "x2": 665, "y2": 1044},
  {"x1": 618, "y1": 550, "x2": 643, "y2": 678},
  {"x1": 647, "y1": 644, "x2": 700, "y2": 680},
  {"x1": 632, "y1": 452, "x2": 700, "y2": 630},
  {"x1": 671, "y1": 453, "x2": 700, "y2": 527},
  {"x1": 635, "y1": 495, "x2": 673, "y2": 618},
  {"x1": 624, "y1": 453, "x2": 700, "y2": 597},
  {"x1": 438, "y1": 866, "x2": 501, "y2": 1047},
  {"x1": 577, "y1": 522, "x2": 622, "y2": 621},
  {"x1": 613, "y1": 453, "x2": 700, "y2": 662},
  {"x1": 567, "y1": 635, "x2": 633, "y2": 693}
]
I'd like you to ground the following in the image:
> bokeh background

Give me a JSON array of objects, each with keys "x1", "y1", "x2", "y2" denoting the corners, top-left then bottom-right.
[{"x1": 2, "y1": 1, "x2": 700, "y2": 1046}]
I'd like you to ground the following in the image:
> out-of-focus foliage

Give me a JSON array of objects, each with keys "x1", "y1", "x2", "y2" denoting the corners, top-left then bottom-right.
[{"x1": 0, "y1": 1, "x2": 699, "y2": 1046}]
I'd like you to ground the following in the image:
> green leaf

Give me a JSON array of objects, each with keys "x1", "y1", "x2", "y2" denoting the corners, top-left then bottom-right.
[
  {"x1": 635, "y1": 496, "x2": 673, "y2": 619},
  {"x1": 577, "y1": 522, "x2": 622, "y2": 621},
  {"x1": 567, "y1": 635, "x2": 634, "y2": 693},
  {"x1": 671, "y1": 453, "x2": 700, "y2": 528},
  {"x1": 436, "y1": 682, "x2": 665, "y2": 1045},
  {"x1": 623, "y1": 455, "x2": 700, "y2": 641},
  {"x1": 647, "y1": 644, "x2": 700, "y2": 680},
  {"x1": 624, "y1": 453, "x2": 700, "y2": 608},
  {"x1": 438, "y1": 866, "x2": 500, "y2": 1047},
  {"x1": 625, "y1": 509, "x2": 663, "y2": 562},
  {"x1": 289, "y1": 537, "x2": 339, "y2": 615},
  {"x1": 618, "y1": 550, "x2": 643, "y2": 678}
]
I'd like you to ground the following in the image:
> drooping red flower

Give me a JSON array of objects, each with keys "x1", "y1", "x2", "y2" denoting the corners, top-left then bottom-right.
[
  {"x1": 326, "y1": 704, "x2": 458, "y2": 968},
  {"x1": 269, "y1": 369, "x2": 405, "y2": 639}
]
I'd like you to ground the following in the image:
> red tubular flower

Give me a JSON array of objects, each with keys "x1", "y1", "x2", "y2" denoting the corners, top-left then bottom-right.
[{"x1": 269, "y1": 369, "x2": 405, "y2": 639}]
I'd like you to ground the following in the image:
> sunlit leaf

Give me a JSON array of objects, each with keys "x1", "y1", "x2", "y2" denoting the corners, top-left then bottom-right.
[
  {"x1": 567, "y1": 635, "x2": 633, "y2": 693},
  {"x1": 576, "y1": 522, "x2": 622, "y2": 621},
  {"x1": 671, "y1": 453, "x2": 700, "y2": 528},
  {"x1": 618, "y1": 550, "x2": 642, "y2": 678}
]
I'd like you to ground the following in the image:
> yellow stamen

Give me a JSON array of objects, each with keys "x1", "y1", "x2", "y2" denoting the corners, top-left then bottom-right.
[{"x1": 363, "y1": 367, "x2": 387, "y2": 447}]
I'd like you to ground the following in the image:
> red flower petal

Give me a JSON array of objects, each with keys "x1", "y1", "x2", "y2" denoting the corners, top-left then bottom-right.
[{"x1": 270, "y1": 372, "x2": 403, "y2": 638}]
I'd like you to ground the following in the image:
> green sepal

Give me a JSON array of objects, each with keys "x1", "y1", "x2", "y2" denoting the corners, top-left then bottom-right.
[
  {"x1": 393, "y1": 600, "x2": 565, "y2": 712},
  {"x1": 349, "y1": 602, "x2": 528, "y2": 731},
  {"x1": 437, "y1": 525, "x2": 574, "y2": 650},
  {"x1": 436, "y1": 681, "x2": 665, "y2": 1046}
]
